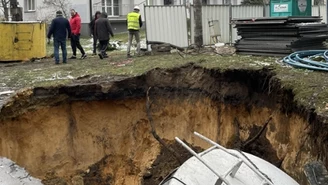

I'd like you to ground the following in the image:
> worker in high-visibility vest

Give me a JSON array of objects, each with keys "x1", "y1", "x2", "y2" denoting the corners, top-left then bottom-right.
[{"x1": 126, "y1": 6, "x2": 143, "y2": 58}]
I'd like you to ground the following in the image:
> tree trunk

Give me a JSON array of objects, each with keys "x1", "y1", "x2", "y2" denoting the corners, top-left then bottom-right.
[
  {"x1": 1, "y1": 0, "x2": 9, "y2": 21},
  {"x1": 194, "y1": 0, "x2": 203, "y2": 47},
  {"x1": 4, "y1": 6, "x2": 9, "y2": 21}
]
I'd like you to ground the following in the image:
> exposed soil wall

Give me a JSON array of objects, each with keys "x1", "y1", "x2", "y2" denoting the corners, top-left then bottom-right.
[{"x1": 0, "y1": 64, "x2": 327, "y2": 185}]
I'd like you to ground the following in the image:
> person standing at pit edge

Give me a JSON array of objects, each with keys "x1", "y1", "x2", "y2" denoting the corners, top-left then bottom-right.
[
  {"x1": 47, "y1": 11, "x2": 71, "y2": 64},
  {"x1": 69, "y1": 9, "x2": 87, "y2": 59},
  {"x1": 95, "y1": 12, "x2": 114, "y2": 59},
  {"x1": 126, "y1": 6, "x2": 143, "y2": 58},
  {"x1": 89, "y1": 11, "x2": 101, "y2": 55}
]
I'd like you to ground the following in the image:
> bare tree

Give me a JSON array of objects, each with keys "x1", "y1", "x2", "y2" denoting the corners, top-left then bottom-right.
[
  {"x1": 41, "y1": 0, "x2": 71, "y2": 18},
  {"x1": 0, "y1": 0, "x2": 9, "y2": 21},
  {"x1": 36, "y1": 6, "x2": 55, "y2": 23}
]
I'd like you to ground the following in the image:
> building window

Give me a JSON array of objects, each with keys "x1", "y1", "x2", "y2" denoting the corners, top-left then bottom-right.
[
  {"x1": 202, "y1": 0, "x2": 208, "y2": 4},
  {"x1": 26, "y1": 0, "x2": 35, "y2": 11},
  {"x1": 164, "y1": 0, "x2": 173, "y2": 5},
  {"x1": 102, "y1": 0, "x2": 119, "y2": 16}
]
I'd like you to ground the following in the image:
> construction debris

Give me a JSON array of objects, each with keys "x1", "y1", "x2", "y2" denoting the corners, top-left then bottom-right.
[
  {"x1": 233, "y1": 16, "x2": 328, "y2": 56},
  {"x1": 0, "y1": 90, "x2": 14, "y2": 95},
  {"x1": 151, "y1": 43, "x2": 172, "y2": 53},
  {"x1": 304, "y1": 161, "x2": 328, "y2": 185},
  {"x1": 0, "y1": 157, "x2": 43, "y2": 185}
]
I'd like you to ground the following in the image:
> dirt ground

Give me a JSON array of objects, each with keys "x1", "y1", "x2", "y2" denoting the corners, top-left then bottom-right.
[
  {"x1": 1, "y1": 53, "x2": 328, "y2": 185},
  {"x1": 142, "y1": 140, "x2": 203, "y2": 185},
  {"x1": 39, "y1": 140, "x2": 201, "y2": 185}
]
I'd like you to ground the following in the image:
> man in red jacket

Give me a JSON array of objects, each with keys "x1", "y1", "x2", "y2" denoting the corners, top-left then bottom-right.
[{"x1": 69, "y1": 9, "x2": 87, "y2": 59}]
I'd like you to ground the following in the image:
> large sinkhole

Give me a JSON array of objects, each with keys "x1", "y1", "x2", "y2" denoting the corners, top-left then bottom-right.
[{"x1": 0, "y1": 64, "x2": 326, "y2": 185}]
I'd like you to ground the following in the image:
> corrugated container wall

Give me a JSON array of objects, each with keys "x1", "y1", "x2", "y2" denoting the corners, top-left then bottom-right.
[
  {"x1": 0, "y1": 22, "x2": 46, "y2": 61},
  {"x1": 145, "y1": 6, "x2": 189, "y2": 48}
]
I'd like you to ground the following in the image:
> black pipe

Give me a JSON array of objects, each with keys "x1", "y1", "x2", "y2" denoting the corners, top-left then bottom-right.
[{"x1": 89, "y1": 0, "x2": 93, "y2": 22}]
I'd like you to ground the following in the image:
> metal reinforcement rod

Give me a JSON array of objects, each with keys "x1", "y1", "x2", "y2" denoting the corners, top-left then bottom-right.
[
  {"x1": 175, "y1": 137, "x2": 230, "y2": 185},
  {"x1": 193, "y1": 132, "x2": 274, "y2": 185}
]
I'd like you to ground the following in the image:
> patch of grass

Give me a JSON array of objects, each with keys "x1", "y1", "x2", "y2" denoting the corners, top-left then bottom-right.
[
  {"x1": 1, "y1": 53, "x2": 280, "y2": 89},
  {"x1": 275, "y1": 67, "x2": 328, "y2": 113},
  {"x1": 1, "y1": 53, "x2": 271, "y2": 87},
  {"x1": 1, "y1": 51, "x2": 328, "y2": 114}
]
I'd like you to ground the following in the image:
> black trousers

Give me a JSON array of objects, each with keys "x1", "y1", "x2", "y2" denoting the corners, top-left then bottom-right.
[
  {"x1": 93, "y1": 36, "x2": 98, "y2": 54},
  {"x1": 99, "y1": 39, "x2": 109, "y2": 56},
  {"x1": 70, "y1": 34, "x2": 85, "y2": 56},
  {"x1": 91, "y1": 33, "x2": 97, "y2": 54}
]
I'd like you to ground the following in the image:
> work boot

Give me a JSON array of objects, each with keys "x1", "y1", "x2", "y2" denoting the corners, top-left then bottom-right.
[
  {"x1": 69, "y1": 55, "x2": 76, "y2": 59},
  {"x1": 98, "y1": 53, "x2": 103, "y2": 60},
  {"x1": 81, "y1": 54, "x2": 87, "y2": 59}
]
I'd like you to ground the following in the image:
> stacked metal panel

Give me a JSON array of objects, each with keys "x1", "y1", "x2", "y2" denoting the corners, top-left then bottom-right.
[{"x1": 233, "y1": 17, "x2": 328, "y2": 56}]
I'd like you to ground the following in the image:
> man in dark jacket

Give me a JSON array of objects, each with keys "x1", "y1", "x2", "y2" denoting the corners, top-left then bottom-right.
[
  {"x1": 47, "y1": 11, "x2": 71, "y2": 64},
  {"x1": 89, "y1": 11, "x2": 101, "y2": 55},
  {"x1": 126, "y1": 6, "x2": 143, "y2": 58},
  {"x1": 69, "y1": 9, "x2": 87, "y2": 59},
  {"x1": 95, "y1": 12, "x2": 114, "y2": 59}
]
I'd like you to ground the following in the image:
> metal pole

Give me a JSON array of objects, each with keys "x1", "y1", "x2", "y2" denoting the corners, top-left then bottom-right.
[
  {"x1": 263, "y1": 0, "x2": 266, "y2": 17},
  {"x1": 144, "y1": 3, "x2": 149, "y2": 51},
  {"x1": 185, "y1": 3, "x2": 190, "y2": 46},
  {"x1": 8, "y1": 4, "x2": 12, "y2": 21},
  {"x1": 193, "y1": 132, "x2": 274, "y2": 185},
  {"x1": 175, "y1": 137, "x2": 231, "y2": 185},
  {"x1": 326, "y1": 0, "x2": 328, "y2": 24},
  {"x1": 89, "y1": 0, "x2": 93, "y2": 23},
  {"x1": 194, "y1": 0, "x2": 203, "y2": 47},
  {"x1": 229, "y1": 0, "x2": 232, "y2": 45}
]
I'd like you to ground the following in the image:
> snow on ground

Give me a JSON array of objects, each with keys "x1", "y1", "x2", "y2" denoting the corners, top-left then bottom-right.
[
  {"x1": 84, "y1": 38, "x2": 147, "y2": 52},
  {"x1": 49, "y1": 37, "x2": 147, "y2": 55},
  {"x1": 0, "y1": 157, "x2": 43, "y2": 185}
]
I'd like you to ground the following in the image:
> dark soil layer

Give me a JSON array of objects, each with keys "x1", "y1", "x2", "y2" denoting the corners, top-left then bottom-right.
[{"x1": 142, "y1": 140, "x2": 203, "y2": 185}]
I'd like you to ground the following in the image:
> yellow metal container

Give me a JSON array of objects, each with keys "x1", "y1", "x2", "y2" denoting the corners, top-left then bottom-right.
[{"x1": 0, "y1": 21, "x2": 46, "y2": 61}]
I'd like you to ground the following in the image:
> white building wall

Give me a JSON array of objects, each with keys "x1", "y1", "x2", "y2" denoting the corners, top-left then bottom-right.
[
  {"x1": 148, "y1": 0, "x2": 243, "y2": 5},
  {"x1": 18, "y1": 0, "x2": 77, "y2": 22},
  {"x1": 18, "y1": 0, "x2": 43, "y2": 21},
  {"x1": 124, "y1": 0, "x2": 134, "y2": 15},
  {"x1": 19, "y1": 0, "x2": 146, "y2": 22},
  {"x1": 17, "y1": 0, "x2": 149, "y2": 35},
  {"x1": 92, "y1": 0, "x2": 132, "y2": 17},
  {"x1": 71, "y1": 0, "x2": 90, "y2": 23}
]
